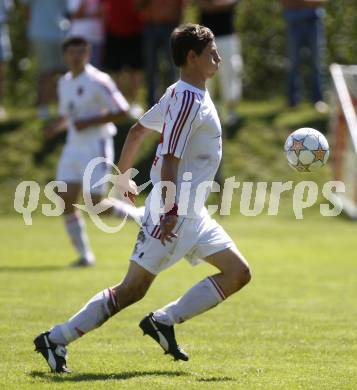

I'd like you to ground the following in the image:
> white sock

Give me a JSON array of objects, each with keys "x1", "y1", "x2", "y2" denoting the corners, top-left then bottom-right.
[
  {"x1": 49, "y1": 288, "x2": 119, "y2": 345},
  {"x1": 153, "y1": 277, "x2": 226, "y2": 326},
  {"x1": 110, "y1": 199, "x2": 144, "y2": 221},
  {"x1": 64, "y1": 212, "x2": 95, "y2": 262}
]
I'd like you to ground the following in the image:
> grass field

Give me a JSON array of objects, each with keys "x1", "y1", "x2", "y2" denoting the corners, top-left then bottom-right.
[{"x1": 1, "y1": 213, "x2": 356, "y2": 389}]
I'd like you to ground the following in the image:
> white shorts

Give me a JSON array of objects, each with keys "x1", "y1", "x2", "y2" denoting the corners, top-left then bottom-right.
[
  {"x1": 131, "y1": 209, "x2": 235, "y2": 275},
  {"x1": 208, "y1": 33, "x2": 243, "y2": 103},
  {"x1": 56, "y1": 138, "x2": 114, "y2": 195}
]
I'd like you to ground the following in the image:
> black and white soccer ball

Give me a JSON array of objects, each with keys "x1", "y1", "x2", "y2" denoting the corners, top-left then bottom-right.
[{"x1": 284, "y1": 128, "x2": 329, "y2": 172}]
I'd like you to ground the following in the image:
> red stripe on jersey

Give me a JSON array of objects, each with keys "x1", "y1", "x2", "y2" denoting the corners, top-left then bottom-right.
[
  {"x1": 171, "y1": 91, "x2": 195, "y2": 154},
  {"x1": 168, "y1": 91, "x2": 188, "y2": 153},
  {"x1": 208, "y1": 277, "x2": 226, "y2": 300},
  {"x1": 170, "y1": 91, "x2": 193, "y2": 152},
  {"x1": 170, "y1": 88, "x2": 175, "y2": 98}
]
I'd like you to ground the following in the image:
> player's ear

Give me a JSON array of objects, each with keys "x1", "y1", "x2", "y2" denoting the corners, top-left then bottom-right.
[{"x1": 186, "y1": 49, "x2": 197, "y2": 65}]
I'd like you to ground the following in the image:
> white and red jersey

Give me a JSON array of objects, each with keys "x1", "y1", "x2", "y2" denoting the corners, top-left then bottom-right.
[
  {"x1": 139, "y1": 80, "x2": 222, "y2": 218},
  {"x1": 58, "y1": 64, "x2": 129, "y2": 145}
]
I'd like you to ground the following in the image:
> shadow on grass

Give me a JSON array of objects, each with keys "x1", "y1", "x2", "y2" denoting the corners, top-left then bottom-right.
[
  {"x1": 197, "y1": 376, "x2": 236, "y2": 382},
  {"x1": 30, "y1": 370, "x2": 190, "y2": 382},
  {"x1": 0, "y1": 266, "x2": 68, "y2": 273}
]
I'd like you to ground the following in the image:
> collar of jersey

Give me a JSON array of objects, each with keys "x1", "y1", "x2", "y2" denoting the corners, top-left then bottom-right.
[
  {"x1": 177, "y1": 80, "x2": 207, "y2": 98},
  {"x1": 70, "y1": 64, "x2": 92, "y2": 81}
]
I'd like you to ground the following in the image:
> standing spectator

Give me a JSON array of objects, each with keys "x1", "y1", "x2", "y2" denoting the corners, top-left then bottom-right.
[
  {"x1": 67, "y1": 0, "x2": 105, "y2": 69},
  {"x1": 103, "y1": 0, "x2": 144, "y2": 118},
  {"x1": 21, "y1": 0, "x2": 68, "y2": 120},
  {"x1": 281, "y1": 0, "x2": 328, "y2": 113},
  {"x1": 0, "y1": 0, "x2": 12, "y2": 119},
  {"x1": 136, "y1": 0, "x2": 186, "y2": 107},
  {"x1": 198, "y1": 0, "x2": 243, "y2": 126}
]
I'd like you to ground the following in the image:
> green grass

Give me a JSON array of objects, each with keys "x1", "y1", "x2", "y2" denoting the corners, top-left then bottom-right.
[{"x1": 1, "y1": 213, "x2": 356, "y2": 389}]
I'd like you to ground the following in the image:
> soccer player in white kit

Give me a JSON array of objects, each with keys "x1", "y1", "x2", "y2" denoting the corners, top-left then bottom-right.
[
  {"x1": 44, "y1": 37, "x2": 143, "y2": 267},
  {"x1": 34, "y1": 25, "x2": 251, "y2": 373}
]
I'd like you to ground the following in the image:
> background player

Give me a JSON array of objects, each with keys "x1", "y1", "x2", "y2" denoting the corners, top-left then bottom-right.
[
  {"x1": 34, "y1": 24, "x2": 251, "y2": 373},
  {"x1": 44, "y1": 36, "x2": 143, "y2": 267}
]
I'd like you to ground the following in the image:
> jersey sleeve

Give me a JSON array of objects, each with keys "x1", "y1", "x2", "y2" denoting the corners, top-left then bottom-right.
[
  {"x1": 160, "y1": 90, "x2": 201, "y2": 158},
  {"x1": 138, "y1": 93, "x2": 167, "y2": 133},
  {"x1": 96, "y1": 77, "x2": 130, "y2": 113}
]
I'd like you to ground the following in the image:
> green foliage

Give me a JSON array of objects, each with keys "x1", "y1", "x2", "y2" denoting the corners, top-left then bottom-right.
[
  {"x1": 188, "y1": 0, "x2": 357, "y2": 98},
  {"x1": 6, "y1": 1, "x2": 37, "y2": 106},
  {"x1": 5, "y1": 1, "x2": 357, "y2": 104}
]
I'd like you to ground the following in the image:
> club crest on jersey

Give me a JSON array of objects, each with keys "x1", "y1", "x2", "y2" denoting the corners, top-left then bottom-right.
[{"x1": 77, "y1": 86, "x2": 84, "y2": 96}]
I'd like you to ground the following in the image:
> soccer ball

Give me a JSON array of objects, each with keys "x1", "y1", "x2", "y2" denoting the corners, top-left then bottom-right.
[{"x1": 284, "y1": 127, "x2": 329, "y2": 172}]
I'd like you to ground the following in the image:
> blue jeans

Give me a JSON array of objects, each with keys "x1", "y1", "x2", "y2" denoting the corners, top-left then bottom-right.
[
  {"x1": 143, "y1": 22, "x2": 178, "y2": 107},
  {"x1": 286, "y1": 15, "x2": 325, "y2": 106}
]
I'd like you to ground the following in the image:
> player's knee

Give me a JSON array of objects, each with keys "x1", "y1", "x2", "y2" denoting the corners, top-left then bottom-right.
[
  {"x1": 63, "y1": 202, "x2": 76, "y2": 214},
  {"x1": 240, "y1": 263, "x2": 252, "y2": 286},
  {"x1": 230, "y1": 261, "x2": 251, "y2": 291},
  {"x1": 120, "y1": 281, "x2": 149, "y2": 304}
]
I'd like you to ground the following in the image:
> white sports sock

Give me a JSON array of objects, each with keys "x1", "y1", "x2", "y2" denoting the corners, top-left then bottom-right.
[
  {"x1": 153, "y1": 277, "x2": 226, "y2": 326},
  {"x1": 110, "y1": 199, "x2": 144, "y2": 221},
  {"x1": 64, "y1": 212, "x2": 94, "y2": 262},
  {"x1": 49, "y1": 288, "x2": 119, "y2": 345}
]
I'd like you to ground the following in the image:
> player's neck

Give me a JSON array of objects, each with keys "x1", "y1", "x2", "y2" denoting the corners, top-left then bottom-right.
[
  {"x1": 180, "y1": 69, "x2": 206, "y2": 91},
  {"x1": 70, "y1": 66, "x2": 86, "y2": 78}
]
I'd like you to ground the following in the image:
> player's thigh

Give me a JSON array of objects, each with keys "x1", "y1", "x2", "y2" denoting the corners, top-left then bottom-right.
[
  {"x1": 112, "y1": 260, "x2": 156, "y2": 299},
  {"x1": 204, "y1": 246, "x2": 250, "y2": 278},
  {"x1": 194, "y1": 216, "x2": 251, "y2": 279},
  {"x1": 60, "y1": 182, "x2": 82, "y2": 212}
]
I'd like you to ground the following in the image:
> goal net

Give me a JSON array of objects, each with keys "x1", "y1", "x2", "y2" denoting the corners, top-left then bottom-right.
[{"x1": 330, "y1": 63, "x2": 357, "y2": 219}]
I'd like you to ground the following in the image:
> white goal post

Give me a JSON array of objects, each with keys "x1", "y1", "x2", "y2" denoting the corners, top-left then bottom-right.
[{"x1": 329, "y1": 63, "x2": 357, "y2": 219}]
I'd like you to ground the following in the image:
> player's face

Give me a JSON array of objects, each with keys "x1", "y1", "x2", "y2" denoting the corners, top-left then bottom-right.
[
  {"x1": 64, "y1": 44, "x2": 90, "y2": 72},
  {"x1": 196, "y1": 41, "x2": 221, "y2": 79}
]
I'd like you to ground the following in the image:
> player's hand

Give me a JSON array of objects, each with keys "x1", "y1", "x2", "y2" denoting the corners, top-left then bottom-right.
[
  {"x1": 115, "y1": 172, "x2": 138, "y2": 204},
  {"x1": 74, "y1": 119, "x2": 92, "y2": 130},
  {"x1": 160, "y1": 214, "x2": 178, "y2": 245}
]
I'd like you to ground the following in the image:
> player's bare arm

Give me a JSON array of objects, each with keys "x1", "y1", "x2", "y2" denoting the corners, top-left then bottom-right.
[
  {"x1": 74, "y1": 110, "x2": 129, "y2": 131},
  {"x1": 43, "y1": 117, "x2": 68, "y2": 139},
  {"x1": 118, "y1": 122, "x2": 155, "y2": 172},
  {"x1": 160, "y1": 154, "x2": 180, "y2": 245},
  {"x1": 117, "y1": 122, "x2": 156, "y2": 202}
]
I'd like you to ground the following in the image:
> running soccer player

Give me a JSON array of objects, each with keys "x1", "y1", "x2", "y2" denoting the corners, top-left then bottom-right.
[
  {"x1": 44, "y1": 36, "x2": 143, "y2": 267},
  {"x1": 34, "y1": 24, "x2": 251, "y2": 373}
]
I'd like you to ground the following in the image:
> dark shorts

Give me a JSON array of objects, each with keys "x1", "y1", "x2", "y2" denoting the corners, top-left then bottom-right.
[{"x1": 104, "y1": 33, "x2": 143, "y2": 71}]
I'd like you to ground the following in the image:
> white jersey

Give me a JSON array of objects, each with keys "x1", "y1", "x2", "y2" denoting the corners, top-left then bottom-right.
[
  {"x1": 58, "y1": 64, "x2": 129, "y2": 145},
  {"x1": 139, "y1": 80, "x2": 222, "y2": 218}
]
